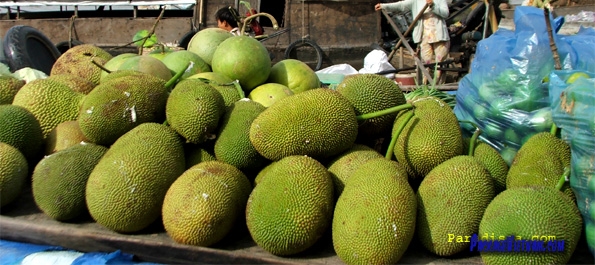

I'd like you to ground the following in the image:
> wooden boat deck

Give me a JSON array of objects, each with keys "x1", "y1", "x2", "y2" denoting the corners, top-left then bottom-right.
[{"x1": 1, "y1": 187, "x2": 594, "y2": 264}]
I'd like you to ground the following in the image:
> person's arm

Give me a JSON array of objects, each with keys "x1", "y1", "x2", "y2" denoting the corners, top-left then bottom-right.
[
  {"x1": 377, "y1": 0, "x2": 415, "y2": 13},
  {"x1": 429, "y1": 0, "x2": 449, "y2": 19}
]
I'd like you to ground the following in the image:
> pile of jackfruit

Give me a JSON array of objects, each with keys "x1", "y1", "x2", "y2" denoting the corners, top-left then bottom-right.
[{"x1": 0, "y1": 41, "x2": 591, "y2": 265}]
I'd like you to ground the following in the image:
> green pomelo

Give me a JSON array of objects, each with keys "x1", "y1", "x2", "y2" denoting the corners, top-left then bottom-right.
[
  {"x1": 118, "y1": 55, "x2": 173, "y2": 81},
  {"x1": 147, "y1": 46, "x2": 174, "y2": 61},
  {"x1": 267, "y1": 59, "x2": 320, "y2": 94},
  {"x1": 248, "y1": 83, "x2": 293, "y2": 108},
  {"x1": 100, "y1": 53, "x2": 138, "y2": 79},
  {"x1": 187, "y1": 71, "x2": 234, "y2": 84},
  {"x1": 162, "y1": 50, "x2": 211, "y2": 80},
  {"x1": 211, "y1": 36, "x2": 271, "y2": 91},
  {"x1": 187, "y1": 28, "x2": 232, "y2": 65}
]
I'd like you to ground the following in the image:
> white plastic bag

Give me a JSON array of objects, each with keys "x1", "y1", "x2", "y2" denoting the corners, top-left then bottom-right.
[
  {"x1": 316, "y1": 63, "x2": 358, "y2": 75},
  {"x1": 358, "y1": 49, "x2": 396, "y2": 79}
]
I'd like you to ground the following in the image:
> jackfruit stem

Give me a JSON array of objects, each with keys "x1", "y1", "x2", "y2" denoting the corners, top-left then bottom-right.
[
  {"x1": 356, "y1": 103, "x2": 413, "y2": 121},
  {"x1": 232, "y1": 80, "x2": 246, "y2": 98},
  {"x1": 555, "y1": 167, "x2": 570, "y2": 191},
  {"x1": 550, "y1": 123, "x2": 558, "y2": 136},
  {"x1": 469, "y1": 128, "x2": 481, "y2": 156},
  {"x1": 385, "y1": 110, "x2": 414, "y2": 160},
  {"x1": 165, "y1": 61, "x2": 191, "y2": 90},
  {"x1": 90, "y1": 59, "x2": 112, "y2": 74}
]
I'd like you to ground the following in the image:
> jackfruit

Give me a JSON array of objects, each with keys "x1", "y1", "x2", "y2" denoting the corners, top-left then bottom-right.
[
  {"x1": 32, "y1": 143, "x2": 107, "y2": 220},
  {"x1": 78, "y1": 73, "x2": 168, "y2": 146},
  {"x1": 416, "y1": 155, "x2": 495, "y2": 256},
  {"x1": 332, "y1": 157, "x2": 415, "y2": 265},
  {"x1": 166, "y1": 79, "x2": 225, "y2": 144},
  {"x1": 50, "y1": 44, "x2": 113, "y2": 86},
  {"x1": 506, "y1": 132, "x2": 573, "y2": 198},
  {"x1": 326, "y1": 144, "x2": 383, "y2": 198},
  {"x1": 162, "y1": 161, "x2": 251, "y2": 247},
  {"x1": 0, "y1": 104, "x2": 43, "y2": 161},
  {"x1": 0, "y1": 142, "x2": 28, "y2": 207},
  {"x1": 246, "y1": 155, "x2": 334, "y2": 256},
  {"x1": 215, "y1": 99, "x2": 268, "y2": 174},
  {"x1": 0, "y1": 75, "x2": 25, "y2": 104},
  {"x1": 250, "y1": 88, "x2": 359, "y2": 161},
  {"x1": 12, "y1": 78, "x2": 84, "y2": 138},
  {"x1": 392, "y1": 96, "x2": 464, "y2": 181},
  {"x1": 47, "y1": 74, "x2": 96, "y2": 95},
  {"x1": 187, "y1": 73, "x2": 240, "y2": 107},
  {"x1": 85, "y1": 123, "x2": 185, "y2": 233},
  {"x1": 44, "y1": 120, "x2": 90, "y2": 155},
  {"x1": 479, "y1": 186, "x2": 582, "y2": 265},
  {"x1": 336, "y1": 73, "x2": 406, "y2": 139},
  {"x1": 465, "y1": 137, "x2": 509, "y2": 194},
  {"x1": 184, "y1": 143, "x2": 216, "y2": 170}
]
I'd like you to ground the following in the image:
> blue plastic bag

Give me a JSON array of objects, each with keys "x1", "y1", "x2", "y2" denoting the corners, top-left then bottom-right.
[
  {"x1": 549, "y1": 70, "x2": 595, "y2": 257},
  {"x1": 454, "y1": 6, "x2": 595, "y2": 164}
]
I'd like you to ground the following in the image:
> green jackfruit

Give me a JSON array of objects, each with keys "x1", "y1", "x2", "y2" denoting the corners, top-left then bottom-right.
[
  {"x1": 166, "y1": 79, "x2": 225, "y2": 144},
  {"x1": 85, "y1": 123, "x2": 185, "y2": 233},
  {"x1": 326, "y1": 144, "x2": 383, "y2": 198},
  {"x1": 50, "y1": 44, "x2": 113, "y2": 86},
  {"x1": 0, "y1": 104, "x2": 43, "y2": 161},
  {"x1": 336, "y1": 73, "x2": 406, "y2": 139},
  {"x1": 44, "y1": 120, "x2": 90, "y2": 155},
  {"x1": 32, "y1": 143, "x2": 107, "y2": 220},
  {"x1": 506, "y1": 132, "x2": 573, "y2": 198},
  {"x1": 0, "y1": 142, "x2": 28, "y2": 207},
  {"x1": 479, "y1": 186, "x2": 582, "y2": 265},
  {"x1": 464, "y1": 137, "x2": 509, "y2": 194},
  {"x1": 215, "y1": 99, "x2": 268, "y2": 173},
  {"x1": 0, "y1": 75, "x2": 25, "y2": 104},
  {"x1": 184, "y1": 143, "x2": 216, "y2": 170},
  {"x1": 78, "y1": 73, "x2": 168, "y2": 146},
  {"x1": 332, "y1": 157, "x2": 415, "y2": 265},
  {"x1": 416, "y1": 155, "x2": 495, "y2": 256},
  {"x1": 12, "y1": 78, "x2": 84, "y2": 138},
  {"x1": 392, "y1": 96, "x2": 464, "y2": 180},
  {"x1": 250, "y1": 88, "x2": 359, "y2": 161},
  {"x1": 162, "y1": 161, "x2": 251, "y2": 247},
  {"x1": 47, "y1": 74, "x2": 96, "y2": 95},
  {"x1": 246, "y1": 155, "x2": 334, "y2": 256}
]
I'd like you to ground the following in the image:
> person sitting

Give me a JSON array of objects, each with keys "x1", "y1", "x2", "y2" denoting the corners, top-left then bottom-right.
[{"x1": 216, "y1": 6, "x2": 241, "y2": 36}]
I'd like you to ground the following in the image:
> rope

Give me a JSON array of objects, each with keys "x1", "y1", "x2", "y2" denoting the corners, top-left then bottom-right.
[{"x1": 301, "y1": 0, "x2": 305, "y2": 40}]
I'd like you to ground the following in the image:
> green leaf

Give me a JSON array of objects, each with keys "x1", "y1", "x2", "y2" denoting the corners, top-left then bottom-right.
[{"x1": 132, "y1": 29, "x2": 158, "y2": 48}]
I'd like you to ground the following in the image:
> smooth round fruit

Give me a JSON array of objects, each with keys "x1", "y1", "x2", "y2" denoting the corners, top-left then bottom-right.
[
  {"x1": 118, "y1": 55, "x2": 172, "y2": 81},
  {"x1": 248, "y1": 83, "x2": 293, "y2": 107},
  {"x1": 187, "y1": 71, "x2": 234, "y2": 84},
  {"x1": 187, "y1": 28, "x2": 232, "y2": 65},
  {"x1": 100, "y1": 53, "x2": 138, "y2": 79},
  {"x1": 565, "y1": 72, "x2": 590, "y2": 84},
  {"x1": 211, "y1": 36, "x2": 271, "y2": 91},
  {"x1": 161, "y1": 50, "x2": 211, "y2": 80},
  {"x1": 267, "y1": 59, "x2": 320, "y2": 94}
]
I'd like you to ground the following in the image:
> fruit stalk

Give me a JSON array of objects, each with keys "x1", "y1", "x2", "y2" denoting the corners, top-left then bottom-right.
[
  {"x1": 385, "y1": 110, "x2": 414, "y2": 159},
  {"x1": 356, "y1": 103, "x2": 413, "y2": 121},
  {"x1": 165, "y1": 62, "x2": 191, "y2": 90},
  {"x1": 555, "y1": 167, "x2": 570, "y2": 191}
]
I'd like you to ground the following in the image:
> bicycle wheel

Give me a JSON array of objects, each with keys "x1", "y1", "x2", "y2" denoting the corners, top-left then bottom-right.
[{"x1": 284, "y1": 38, "x2": 323, "y2": 71}]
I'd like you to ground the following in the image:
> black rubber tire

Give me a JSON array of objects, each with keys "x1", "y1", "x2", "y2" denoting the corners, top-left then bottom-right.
[
  {"x1": 178, "y1": 30, "x2": 197, "y2": 50},
  {"x1": 284, "y1": 38, "x2": 324, "y2": 71},
  {"x1": 0, "y1": 39, "x2": 7, "y2": 66},
  {"x1": 2, "y1": 25, "x2": 62, "y2": 75},
  {"x1": 55, "y1": 40, "x2": 84, "y2": 54}
]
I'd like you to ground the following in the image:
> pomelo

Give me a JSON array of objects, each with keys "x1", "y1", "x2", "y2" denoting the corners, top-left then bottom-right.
[
  {"x1": 211, "y1": 36, "x2": 271, "y2": 91},
  {"x1": 147, "y1": 46, "x2": 174, "y2": 61},
  {"x1": 162, "y1": 50, "x2": 211, "y2": 80},
  {"x1": 248, "y1": 83, "x2": 293, "y2": 107},
  {"x1": 187, "y1": 28, "x2": 233, "y2": 66},
  {"x1": 101, "y1": 53, "x2": 138, "y2": 79},
  {"x1": 267, "y1": 59, "x2": 320, "y2": 94},
  {"x1": 118, "y1": 55, "x2": 173, "y2": 81},
  {"x1": 187, "y1": 72, "x2": 234, "y2": 84}
]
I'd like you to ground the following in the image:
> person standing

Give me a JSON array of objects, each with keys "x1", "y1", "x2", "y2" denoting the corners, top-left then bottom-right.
[{"x1": 375, "y1": 0, "x2": 450, "y2": 83}]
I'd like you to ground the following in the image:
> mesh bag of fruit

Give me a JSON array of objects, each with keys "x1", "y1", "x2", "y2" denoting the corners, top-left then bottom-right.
[
  {"x1": 549, "y1": 70, "x2": 595, "y2": 257},
  {"x1": 454, "y1": 7, "x2": 595, "y2": 165}
]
